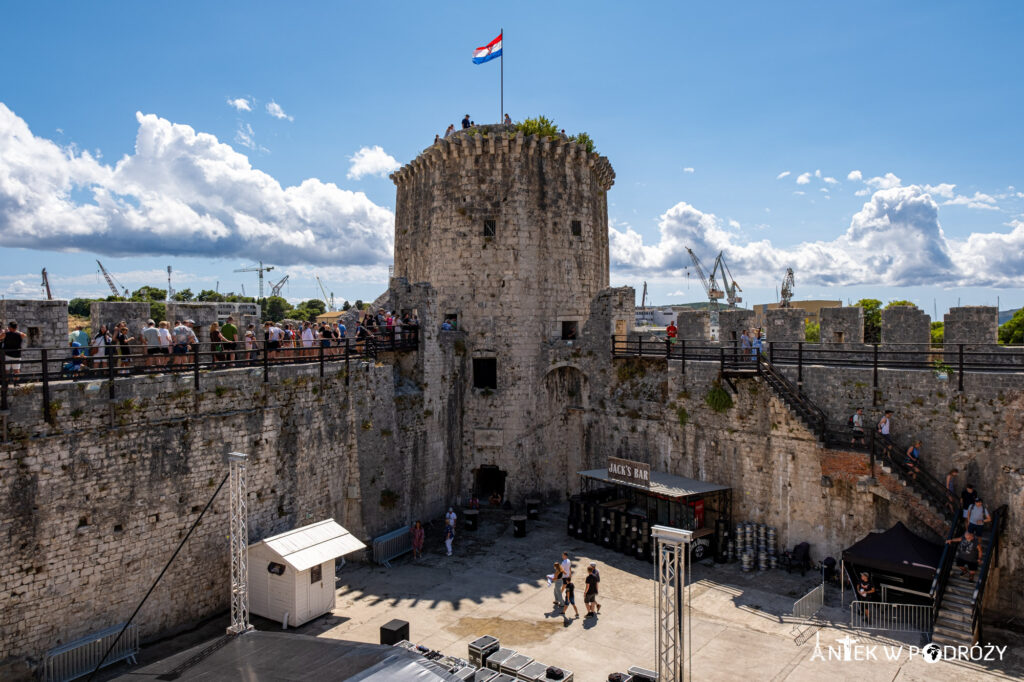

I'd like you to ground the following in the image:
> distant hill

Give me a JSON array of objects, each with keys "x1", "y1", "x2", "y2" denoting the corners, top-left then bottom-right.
[{"x1": 999, "y1": 309, "x2": 1020, "y2": 325}]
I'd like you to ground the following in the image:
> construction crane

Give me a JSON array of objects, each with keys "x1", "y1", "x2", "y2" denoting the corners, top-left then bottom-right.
[
  {"x1": 41, "y1": 269, "x2": 53, "y2": 300},
  {"x1": 640, "y1": 281, "x2": 648, "y2": 309},
  {"x1": 779, "y1": 268, "x2": 795, "y2": 308},
  {"x1": 686, "y1": 247, "x2": 724, "y2": 310},
  {"x1": 269, "y1": 274, "x2": 289, "y2": 298},
  {"x1": 713, "y1": 252, "x2": 743, "y2": 307},
  {"x1": 96, "y1": 260, "x2": 128, "y2": 298},
  {"x1": 234, "y1": 261, "x2": 274, "y2": 299},
  {"x1": 315, "y1": 275, "x2": 335, "y2": 312}
]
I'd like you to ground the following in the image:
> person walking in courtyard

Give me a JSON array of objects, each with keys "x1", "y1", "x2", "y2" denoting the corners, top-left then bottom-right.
[
  {"x1": 584, "y1": 564, "x2": 601, "y2": 617},
  {"x1": 560, "y1": 576, "x2": 579, "y2": 621},
  {"x1": 552, "y1": 559, "x2": 566, "y2": 608},
  {"x1": 446, "y1": 507, "x2": 457, "y2": 529},
  {"x1": 856, "y1": 572, "x2": 877, "y2": 621},
  {"x1": 411, "y1": 520, "x2": 425, "y2": 560},
  {"x1": 444, "y1": 520, "x2": 455, "y2": 556}
]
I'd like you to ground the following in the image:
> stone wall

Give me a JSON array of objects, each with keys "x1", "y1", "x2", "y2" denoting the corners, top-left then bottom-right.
[
  {"x1": 676, "y1": 309, "x2": 710, "y2": 341},
  {"x1": 944, "y1": 306, "x2": 998, "y2": 348},
  {"x1": 0, "y1": 299, "x2": 68, "y2": 373},
  {"x1": 820, "y1": 306, "x2": 863, "y2": 344},
  {"x1": 765, "y1": 308, "x2": 804, "y2": 341},
  {"x1": 0, "y1": 347, "x2": 453, "y2": 663},
  {"x1": 165, "y1": 303, "x2": 220, "y2": 345},
  {"x1": 90, "y1": 301, "x2": 151, "y2": 341},
  {"x1": 718, "y1": 310, "x2": 755, "y2": 344},
  {"x1": 881, "y1": 305, "x2": 930, "y2": 345}
]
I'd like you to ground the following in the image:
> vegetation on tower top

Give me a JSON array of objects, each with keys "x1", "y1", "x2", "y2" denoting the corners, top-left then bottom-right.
[{"x1": 513, "y1": 116, "x2": 597, "y2": 154}]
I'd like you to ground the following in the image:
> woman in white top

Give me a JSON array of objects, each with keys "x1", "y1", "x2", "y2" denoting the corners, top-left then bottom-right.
[
  {"x1": 91, "y1": 325, "x2": 110, "y2": 368},
  {"x1": 301, "y1": 322, "x2": 316, "y2": 358}
]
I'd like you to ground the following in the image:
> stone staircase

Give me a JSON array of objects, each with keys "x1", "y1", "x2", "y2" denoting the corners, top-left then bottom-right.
[{"x1": 932, "y1": 569, "x2": 978, "y2": 646}]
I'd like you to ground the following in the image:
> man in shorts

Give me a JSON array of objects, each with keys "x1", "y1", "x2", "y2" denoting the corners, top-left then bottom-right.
[
  {"x1": 947, "y1": 530, "x2": 983, "y2": 581},
  {"x1": 584, "y1": 564, "x2": 601, "y2": 617},
  {"x1": 0, "y1": 321, "x2": 27, "y2": 379},
  {"x1": 170, "y1": 320, "x2": 197, "y2": 366},
  {"x1": 141, "y1": 319, "x2": 161, "y2": 368},
  {"x1": 220, "y1": 316, "x2": 238, "y2": 364}
]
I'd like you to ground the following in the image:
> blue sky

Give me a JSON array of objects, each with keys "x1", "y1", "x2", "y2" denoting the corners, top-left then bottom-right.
[{"x1": 1, "y1": 2, "x2": 1022, "y2": 315}]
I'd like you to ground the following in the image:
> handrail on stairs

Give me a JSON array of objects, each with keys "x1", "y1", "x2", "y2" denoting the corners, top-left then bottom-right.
[
  {"x1": 869, "y1": 431, "x2": 957, "y2": 522},
  {"x1": 931, "y1": 511, "x2": 964, "y2": 628},
  {"x1": 757, "y1": 356, "x2": 828, "y2": 440},
  {"x1": 970, "y1": 504, "x2": 1008, "y2": 644}
]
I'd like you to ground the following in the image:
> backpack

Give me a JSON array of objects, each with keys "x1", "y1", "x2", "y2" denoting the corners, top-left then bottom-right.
[{"x1": 847, "y1": 415, "x2": 854, "y2": 428}]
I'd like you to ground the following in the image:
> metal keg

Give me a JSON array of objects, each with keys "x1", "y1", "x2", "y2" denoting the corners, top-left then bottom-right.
[{"x1": 758, "y1": 550, "x2": 769, "y2": 571}]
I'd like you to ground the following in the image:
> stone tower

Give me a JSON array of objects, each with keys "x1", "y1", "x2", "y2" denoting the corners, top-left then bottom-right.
[{"x1": 391, "y1": 125, "x2": 616, "y2": 500}]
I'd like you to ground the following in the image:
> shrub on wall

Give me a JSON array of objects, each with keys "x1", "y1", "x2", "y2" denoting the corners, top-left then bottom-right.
[{"x1": 705, "y1": 382, "x2": 734, "y2": 413}]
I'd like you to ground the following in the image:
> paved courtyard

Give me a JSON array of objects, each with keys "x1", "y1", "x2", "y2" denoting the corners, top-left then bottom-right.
[
  {"x1": 290, "y1": 505, "x2": 1022, "y2": 681},
  {"x1": 101, "y1": 503, "x2": 1022, "y2": 681}
]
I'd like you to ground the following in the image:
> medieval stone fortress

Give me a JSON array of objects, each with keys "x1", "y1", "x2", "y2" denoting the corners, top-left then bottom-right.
[{"x1": 1, "y1": 123, "x2": 1021, "y2": 679}]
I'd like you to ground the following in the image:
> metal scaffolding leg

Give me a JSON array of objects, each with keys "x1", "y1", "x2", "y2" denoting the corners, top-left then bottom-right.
[
  {"x1": 227, "y1": 452, "x2": 253, "y2": 636},
  {"x1": 653, "y1": 525, "x2": 692, "y2": 682}
]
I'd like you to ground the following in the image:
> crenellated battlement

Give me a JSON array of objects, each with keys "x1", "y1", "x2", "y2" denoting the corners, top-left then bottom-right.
[{"x1": 390, "y1": 127, "x2": 615, "y2": 191}]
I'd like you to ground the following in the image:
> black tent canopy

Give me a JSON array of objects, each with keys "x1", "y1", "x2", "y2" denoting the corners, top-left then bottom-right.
[{"x1": 841, "y1": 522, "x2": 942, "y2": 581}]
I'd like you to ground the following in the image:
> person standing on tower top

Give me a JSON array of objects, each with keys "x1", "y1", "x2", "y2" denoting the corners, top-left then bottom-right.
[{"x1": 462, "y1": 114, "x2": 471, "y2": 129}]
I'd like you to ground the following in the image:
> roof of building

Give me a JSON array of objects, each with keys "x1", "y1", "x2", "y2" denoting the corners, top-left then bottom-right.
[
  {"x1": 578, "y1": 468, "x2": 730, "y2": 499},
  {"x1": 118, "y1": 631, "x2": 459, "y2": 681},
  {"x1": 254, "y1": 519, "x2": 366, "y2": 571},
  {"x1": 315, "y1": 310, "x2": 347, "y2": 321}
]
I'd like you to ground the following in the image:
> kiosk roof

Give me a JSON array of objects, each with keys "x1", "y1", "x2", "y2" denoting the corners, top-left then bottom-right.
[{"x1": 578, "y1": 468, "x2": 729, "y2": 499}]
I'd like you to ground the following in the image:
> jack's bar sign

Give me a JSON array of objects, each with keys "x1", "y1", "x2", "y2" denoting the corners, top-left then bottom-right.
[{"x1": 608, "y1": 457, "x2": 651, "y2": 488}]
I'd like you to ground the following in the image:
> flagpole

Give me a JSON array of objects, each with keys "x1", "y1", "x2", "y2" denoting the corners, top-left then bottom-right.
[{"x1": 500, "y1": 29, "x2": 504, "y2": 123}]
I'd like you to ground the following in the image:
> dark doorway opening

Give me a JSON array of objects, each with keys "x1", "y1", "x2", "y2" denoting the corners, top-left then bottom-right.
[{"x1": 475, "y1": 465, "x2": 507, "y2": 502}]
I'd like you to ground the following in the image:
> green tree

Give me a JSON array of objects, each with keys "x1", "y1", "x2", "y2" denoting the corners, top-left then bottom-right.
[
  {"x1": 68, "y1": 298, "x2": 95, "y2": 317},
  {"x1": 930, "y1": 321, "x2": 944, "y2": 345},
  {"x1": 353, "y1": 299, "x2": 364, "y2": 311},
  {"x1": 172, "y1": 288, "x2": 194, "y2": 302},
  {"x1": 885, "y1": 300, "x2": 917, "y2": 309},
  {"x1": 569, "y1": 131, "x2": 596, "y2": 154},
  {"x1": 805, "y1": 319, "x2": 820, "y2": 343},
  {"x1": 515, "y1": 115, "x2": 559, "y2": 138},
  {"x1": 298, "y1": 299, "x2": 326, "y2": 315},
  {"x1": 149, "y1": 302, "x2": 166, "y2": 324},
  {"x1": 854, "y1": 298, "x2": 882, "y2": 343},
  {"x1": 130, "y1": 286, "x2": 166, "y2": 302},
  {"x1": 342, "y1": 300, "x2": 351, "y2": 311},
  {"x1": 999, "y1": 309, "x2": 1024, "y2": 345},
  {"x1": 262, "y1": 295, "x2": 291, "y2": 321},
  {"x1": 196, "y1": 289, "x2": 225, "y2": 302}
]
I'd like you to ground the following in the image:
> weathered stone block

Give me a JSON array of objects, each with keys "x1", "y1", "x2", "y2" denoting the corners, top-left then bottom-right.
[
  {"x1": 944, "y1": 306, "x2": 997, "y2": 346},
  {"x1": 718, "y1": 310, "x2": 755, "y2": 345},
  {"x1": 881, "y1": 306, "x2": 930, "y2": 345},
  {"x1": 765, "y1": 308, "x2": 805, "y2": 342},
  {"x1": 676, "y1": 309, "x2": 710, "y2": 340},
  {"x1": 820, "y1": 306, "x2": 863, "y2": 344}
]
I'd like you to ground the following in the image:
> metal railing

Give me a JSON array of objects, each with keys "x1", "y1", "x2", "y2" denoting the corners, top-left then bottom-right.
[
  {"x1": 970, "y1": 505, "x2": 1008, "y2": 644},
  {"x1": 850, "y1": 600, "x2": 933, "y2": 633},
  {"x1": 758, "y1": 355, "x2": 828, "y2": 440},
  {"x1": 611, "y1": 337, "x2": 1024, "y2": 391},
  {"x1": 930, "y1": 512, "x2": 965, "y2": 625},
  {"x1": 41, "y1": 622, "x2": 139, "y2": 682},
  {"x1": 0, "y1": 328, "x2": 419, "y2": 421},
  {"x1": 372, "y1": 524, "x2": 412, "y2": 567},
  {"x1": 793, "y1": 582, "x2": 825, "y2": 621},
  {"x1": 869, "y1": 430, "x2": 957, "y2": 522}
]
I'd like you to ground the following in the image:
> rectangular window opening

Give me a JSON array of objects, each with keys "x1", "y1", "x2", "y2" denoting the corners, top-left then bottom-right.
[
  {"x1": 561, "y1": 321, "x2": 579, "y2": 340},
  {"x1": 483, "y1": 219, "x2": 496, "y2": 237},
  {"x1": 570, "y1": 220, "x2": 582, "y2": 236},
  {"x1": 473, "y1": 358, "x2": 498, "y2": 390},
  {"x1": 833, "y1": 331, "x2": 845, "y2": 343},
  {"x1": 310, "y1": 564, "x2": 322, "y2": 583}
]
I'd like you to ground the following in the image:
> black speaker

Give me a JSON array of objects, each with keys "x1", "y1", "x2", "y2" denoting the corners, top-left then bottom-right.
[
  {"x1": 380, "y1": 619, "x2": 409, "y2": 645},
  {"x1": 512, "y1": 515, "x2": 527, "y2": 538}
]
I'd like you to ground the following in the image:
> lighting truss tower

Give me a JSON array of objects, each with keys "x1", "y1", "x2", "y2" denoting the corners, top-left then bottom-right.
[
  {"x1": 653, "y1": 525, "x2": 692, "y2": 682},
  {"x1": 226, "y1": 452, "x2": 253, "y2": 636}
]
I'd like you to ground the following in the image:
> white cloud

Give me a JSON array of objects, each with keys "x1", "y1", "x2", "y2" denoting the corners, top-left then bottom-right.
[
  {"x1": 823, "y1": 176, "x2": 838, "y2": 185},
  {"x1": 608, "y1": 184, "x2": 1022, "y2": 287},
  {"x1": 728, "y1": 219, "x2": 740, "y2": 229},
  {"x1": 942, "y1": 191, "x2": 999, "y2": 211},
  {"x1": 847, "y1": 170, "x2": 862, "y2": 182},
  {"x1": 796, "y1": 172, "x2": 811, "y2": 185},
  {"x1": 227, "y1": 97, "x2": 252, "y2": 112},
  {"x1": 814, "y1": 169, "x2": 822, "y2": 178},
  {"x1": 865, "y1": 172, "x2": 902, "y2": 190},
  {"x1": 347, "y1": 145, "x2": 401, "y2": 180},
  {"x1": 776, "y1": 171, "x2": 791, "y2": 180},
  {"x1": 4, "y1": 279, "x2": 40, "y2": 298},
  {"x1": 793, "y1": 191, "x2": 805, "y2": 196},
  {"x1": 266, "y1": 101, "x2": 293, "y2": 121},
  {"x1": 819, "y1": 188, "x2": 830, "y2": 193},
  {"x1": 235, "y1": 123, "x2": 256, "y2": 150},
  {"x1": 924, "y1": 183, "x2": 956, "y2": 199},
  {"x1": 683, "y1": 167, "x2": 695, "y2": 174},
  {"x1": 0, "y1": 102, "x2": 394, "y2": 267}
]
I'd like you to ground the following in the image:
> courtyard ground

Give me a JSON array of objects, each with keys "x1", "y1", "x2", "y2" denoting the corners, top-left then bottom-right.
[{"x1": 103, "y1": 503, "x2": 1022, "y2": 681}]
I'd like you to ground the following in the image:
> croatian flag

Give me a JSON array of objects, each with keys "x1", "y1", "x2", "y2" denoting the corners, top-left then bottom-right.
[{"x1": 472, "y1": 33, "x2": 502, "y2": 64}]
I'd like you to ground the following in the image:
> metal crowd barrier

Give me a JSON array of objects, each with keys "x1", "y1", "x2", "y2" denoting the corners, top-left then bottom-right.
[
  {"x1": 849, "y1": 600, "x2": 932, "y2": 633},
  {"x1": 792, "y1": 582, "x2": 825, "y2": 621},
  {"x1": 372, "y1": 524, "x2": 412, "y2": 567},
  {"x1": 42, "y1": 622, "x2": 139, "y2": 682}
]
